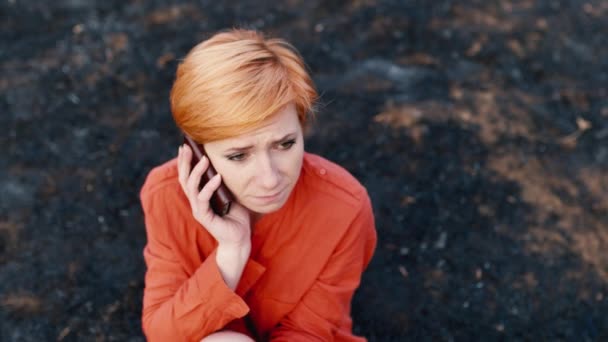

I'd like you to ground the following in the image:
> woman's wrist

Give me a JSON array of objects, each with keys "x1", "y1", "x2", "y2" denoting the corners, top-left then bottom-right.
[
  {"x1": 215, "y1": 242, "x2": 251, "y2": 291},
  {"x1": 217, "y1": 242, "x2": 251, "y2": 261}
]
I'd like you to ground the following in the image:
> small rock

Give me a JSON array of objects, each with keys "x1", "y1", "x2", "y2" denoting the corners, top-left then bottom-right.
[
  {"x1": 475, "y1": 268, "x2": 482, "y2": 280},
  {"x1": 596, "y1": 147, "x2": 608, "y2": 163},
  {"x1": 398, "y1": 265, "x2": 408, "y2": 278},
  {"x1": 594, "y1": 128, "x2": 608, "y2": 139},
  {"x1": 72, "y1": 24, "x2": 84, "y2": 34},
  {"x1": 576, "y1": 116, "x2": 592, "y2": 131},
  {"x1": 67, "y1": 93, "x2": 80, "y2": 104},
  {"x1": 434, "y1": 232, "x2": 447, "y2": 249}
]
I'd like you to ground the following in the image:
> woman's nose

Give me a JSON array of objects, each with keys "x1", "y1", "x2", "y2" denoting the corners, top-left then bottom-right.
[{"x1": 257, "y1": 154, "x2": 280, "y2": 189}]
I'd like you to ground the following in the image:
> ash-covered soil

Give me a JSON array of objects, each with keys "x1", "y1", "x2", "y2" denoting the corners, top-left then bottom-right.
[{"x1": 1, "y1": 1, "x2": 607, "y2": 341}]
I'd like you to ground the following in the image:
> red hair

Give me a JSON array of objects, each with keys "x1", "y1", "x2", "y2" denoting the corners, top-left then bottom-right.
[{"x1": 170, "y1": 29, "x2": 318, "y2": 143}]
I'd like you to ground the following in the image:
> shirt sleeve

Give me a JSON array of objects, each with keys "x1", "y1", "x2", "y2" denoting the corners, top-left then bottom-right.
[
  {"x1": 269, "y1": 192, "x2": 378, "y2": 341},
  {"x1": 140, "y1": 185, "x2": 250, "y2": 342}
]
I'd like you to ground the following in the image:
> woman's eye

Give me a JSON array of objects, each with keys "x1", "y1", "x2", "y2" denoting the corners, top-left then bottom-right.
[
  {"x1": 227, "y1": 153, "x2": 246, "y2": 161},
  {"x1": 280, "y1": 139, "x2": 296, "y2": 149}
]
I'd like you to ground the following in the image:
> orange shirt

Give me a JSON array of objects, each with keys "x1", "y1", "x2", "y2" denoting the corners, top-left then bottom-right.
[{"x1": 140, "y1": 152, "x2": 377, "y2": 341}]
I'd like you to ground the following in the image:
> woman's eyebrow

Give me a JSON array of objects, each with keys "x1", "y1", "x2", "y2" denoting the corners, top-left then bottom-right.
[{"x1": 224, "y1": 132, "x2": 297, "y2": 153}]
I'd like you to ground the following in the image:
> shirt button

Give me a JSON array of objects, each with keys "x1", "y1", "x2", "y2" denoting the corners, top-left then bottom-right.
[{"x1": 319, "y1": 168, "x2": 326, "y2": 175}]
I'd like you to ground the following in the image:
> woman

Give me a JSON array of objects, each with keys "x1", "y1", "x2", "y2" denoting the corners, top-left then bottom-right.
[{"x1": 140, "y1": 29, "x2": 377, "y2": 342}]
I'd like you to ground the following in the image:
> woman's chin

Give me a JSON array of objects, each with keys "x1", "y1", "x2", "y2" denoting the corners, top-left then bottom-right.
[
  {"x1": 241, "y1": 187, "x2": 291, "y2": 214},
  {"x1": 242, "y1": 194, "x2": 290, "y2": 216},
  {"x1": 245, "y1": 201, "x2": 284, "y2": 215}
]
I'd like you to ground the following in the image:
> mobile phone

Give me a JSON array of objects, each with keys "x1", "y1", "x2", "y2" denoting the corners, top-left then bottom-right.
[{"x1": 183, "y1": 134, "x2": 234, "y2": 217}]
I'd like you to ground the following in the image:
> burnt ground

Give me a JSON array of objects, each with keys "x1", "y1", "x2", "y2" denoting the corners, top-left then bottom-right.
[{"x1": 1, "y1": 0, "x2": 607, "y2": 341}]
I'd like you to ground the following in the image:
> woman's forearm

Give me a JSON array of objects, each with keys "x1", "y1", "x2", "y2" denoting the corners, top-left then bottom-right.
[{"x1": 215, "y1": 243, "x2": 251, "y2": 291}]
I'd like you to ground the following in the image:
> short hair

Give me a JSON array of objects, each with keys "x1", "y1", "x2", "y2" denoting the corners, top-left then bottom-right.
[{"x1": 170, "y1": 29, "x2": 318, "y2": 143}]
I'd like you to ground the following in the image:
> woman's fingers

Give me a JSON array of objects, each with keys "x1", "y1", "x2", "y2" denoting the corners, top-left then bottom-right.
[
  {"x1": 197, "y1": 174, "x2": 222, "y2": 202},
  {"x1": 177, "y1": 144, "x2": 190, "y2": 188},
  {"x1": 177, "y1": 145, "x2": 184, "y2": 185},
  {"x1": 194, "y1": 174, "x2": 223, "y2": 225},
  {"x1": 178, "y1": 144, "x2": 212, "y2": 208},
  {"x1": 186, "y1": 154, "x2": 210, "y2": 198},
  {"x1": 177, "y1": 144, "x2": 213, "y2": 222},
  {"x1": 176, "y1": 144, "x2": 251, "y2": 246}
]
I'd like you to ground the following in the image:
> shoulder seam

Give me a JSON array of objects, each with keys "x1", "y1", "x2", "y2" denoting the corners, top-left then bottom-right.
[
  {"x1": 140, "y1": 168, "x2": 180, "y2": 202},
  {"x1": 143, "y1": 177, "x2": 179, "y2": 198},
  {"x1": 304, "y1": 168, "x2": 366, "y2": 209}
]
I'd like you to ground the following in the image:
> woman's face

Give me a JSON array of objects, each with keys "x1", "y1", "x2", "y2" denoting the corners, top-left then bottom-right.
[{"x1": 204, "y1": 103, "x2": 304, "y2": 215}]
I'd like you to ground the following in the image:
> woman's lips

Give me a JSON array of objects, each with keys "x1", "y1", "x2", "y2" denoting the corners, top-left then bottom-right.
[{"x1": 253, "y1": 188, "x2": 284, "y2": 203}]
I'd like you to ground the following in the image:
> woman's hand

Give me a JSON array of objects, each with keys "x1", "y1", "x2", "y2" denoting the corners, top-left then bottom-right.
[{"x1": 177, "y1": 144, "x2": 252, "y2": 249}]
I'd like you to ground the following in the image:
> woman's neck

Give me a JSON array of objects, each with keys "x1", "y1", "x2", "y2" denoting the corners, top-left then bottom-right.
[{"x1": 250, "y1": 212, "x2": 264, "y2": 226}]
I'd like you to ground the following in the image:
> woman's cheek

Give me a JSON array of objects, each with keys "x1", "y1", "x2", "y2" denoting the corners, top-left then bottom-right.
[
  {"x1": 225, "y1": 170, "x2": 245, "y2": 196},
  {"x1": 290, "y1": 149, "x2": 304, "y2": 172}
]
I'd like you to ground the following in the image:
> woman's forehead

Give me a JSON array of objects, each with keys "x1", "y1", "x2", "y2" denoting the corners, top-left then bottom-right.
[{"x1": 211, "y1": 105, "x2": 300, "y2": 147}]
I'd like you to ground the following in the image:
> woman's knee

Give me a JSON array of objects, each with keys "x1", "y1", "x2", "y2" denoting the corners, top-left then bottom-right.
[{"x1": 200, "y1": 330, "x2": 255, "y2": 342}]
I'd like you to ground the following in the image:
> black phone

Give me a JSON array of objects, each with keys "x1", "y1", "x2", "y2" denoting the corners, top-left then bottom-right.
[{"x1": 183, "y1": 134, "x2": 235, "y2": 216}]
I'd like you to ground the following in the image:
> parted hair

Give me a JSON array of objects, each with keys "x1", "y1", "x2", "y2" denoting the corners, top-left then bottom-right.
[{"x1": 170, "y1": 29, "x2": 318, "y2": 143}]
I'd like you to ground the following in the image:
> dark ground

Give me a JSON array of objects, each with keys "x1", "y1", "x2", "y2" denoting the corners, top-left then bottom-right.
[{"x1": 1, "y1": 0, "x2": 608, "y2": 341}]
